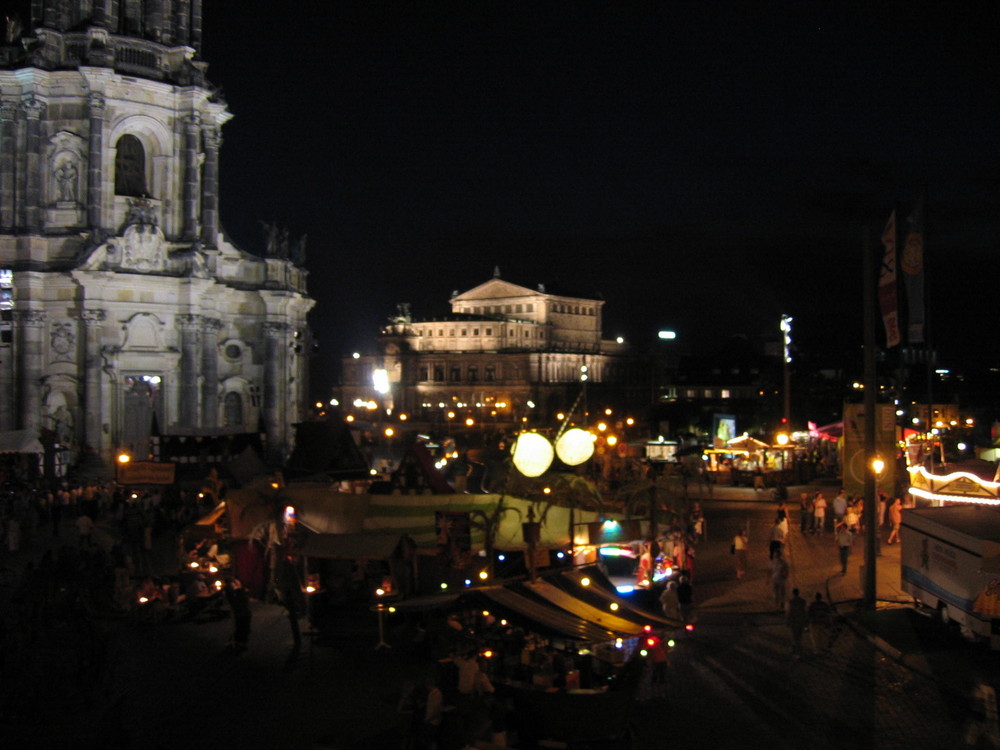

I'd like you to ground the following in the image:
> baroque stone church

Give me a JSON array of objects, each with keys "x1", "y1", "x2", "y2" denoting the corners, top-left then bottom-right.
[{"x1": 0, "y1": 2, "x2": 314, "y2": 469}]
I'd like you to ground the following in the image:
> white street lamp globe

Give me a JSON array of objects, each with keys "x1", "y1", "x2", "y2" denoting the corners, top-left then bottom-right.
[
  {"x1": 512, "y1": 432, "x2": 554, "y2": 477},
  {"x1": 556, "y1": 428, "x2": 595, "y2": 466}
]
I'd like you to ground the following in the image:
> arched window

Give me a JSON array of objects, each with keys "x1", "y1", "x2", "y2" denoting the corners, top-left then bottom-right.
[
  {"x1": 224, "y1": 392, "x2": 244, "y2": 428},
  {"x1": 115, "y1": 134, "x2": 147, "y2": 197}
]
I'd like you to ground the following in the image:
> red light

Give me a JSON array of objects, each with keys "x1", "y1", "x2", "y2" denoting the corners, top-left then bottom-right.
[
  {"x1": 646, "y1": 637, "x2": 657, "y2": 646},
  {"x1": 685, "y1": 623, "x2": 695, "y2": 631},
  {"x1": 643, "y1": 624, "x2": 652, "y2": 632}
]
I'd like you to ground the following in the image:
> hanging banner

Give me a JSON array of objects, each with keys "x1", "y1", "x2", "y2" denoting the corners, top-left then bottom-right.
[
  {"x1": 878, "y1": 211, "x2": 900, "y2": 348},
  {"x1": 117, "y1": 461, "x2": 176, "y2": 485}
]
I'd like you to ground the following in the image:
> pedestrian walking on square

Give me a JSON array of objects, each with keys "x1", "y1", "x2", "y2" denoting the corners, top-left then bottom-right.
[
  {"x1": 769, "y1": 552, "x2": 789, "y2": 611},
  {"x1": 800, "y1": 493, "x2": 812, "y2": 533},
  {"x1": 807, "y1": 592, "x2": 833, "y2": 652},
  {"x1": 836, "y1": 523, "x2": 855, "y2": 575},
  {"x1": 769, "y1": 517, "x2": 787, "y2": 560},
  {"x1": 812, "y1": 492, "x2": 827, "y2": 534},
  {"x1": 659, "y1": 580, "x2": 679, "y2": 620},
  {"x1": 732, "y1": 527, "x2": 749, "y2": 580},
  {"x1": 786, "y1": 588, "x2": 808, "y2": 657},
  {"x1": 676, "y1": 576, "x2": 694, "y2": 625},
  {"x1": 75, "y1": 512, "x2": 95, "y2": 548},
  {"x1": 887, "y1": 497, "x2": 903, "y2": 544},
  {"x1": 832, "y1": 490, "x2": 848, "y2": 527}
]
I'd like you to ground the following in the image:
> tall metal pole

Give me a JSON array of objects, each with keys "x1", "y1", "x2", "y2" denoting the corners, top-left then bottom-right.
[{"x1": 863, "y1": 226, "x2": 878, "y2": 609}]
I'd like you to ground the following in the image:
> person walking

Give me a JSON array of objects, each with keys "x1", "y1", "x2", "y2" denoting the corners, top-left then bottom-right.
[
  {"x1": 659, "y1": 580, "x2": 679, "y2": 620},
  {"x1": 769, "y1": 552, "x2": 789, "y2": 611},
  {"x1": 224, "y1": 578, "x2": 252, "y2": 652},
  {"x1": 836, "y1": 522, "x2": 855, "y2": 576},
  {"x1": 812, "y1": 492, "x2": 828, "y2": 535},
  {"x1": 732, "y1": 527, "x2": 749, "y2": 580},
  {"x1": 887, "y1": 497, "x2": 903, "y2": 544},
  {"x1": 832, "y1": 490, "x2": 848, "y2": 527},
  {"x1": 769, "y1": 517, "x2": 787, "y2": 560},
  {"x1": 800, "y1": 493, "x2": 813, "y2": 533},
  {"x1": 786, "y1": 588, "x2": 808, "y2": 658},
  {"x1": 676, "y1": 576, "x2": 694, "y2": 626},
  {"x1": 807, "y1": 592, "x2": 833, "y2": 653}
]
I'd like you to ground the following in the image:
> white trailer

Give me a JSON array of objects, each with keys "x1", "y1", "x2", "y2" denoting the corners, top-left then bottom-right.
[{"x1": 901, "y1": 505, "x2": 1000, "y2": 646}]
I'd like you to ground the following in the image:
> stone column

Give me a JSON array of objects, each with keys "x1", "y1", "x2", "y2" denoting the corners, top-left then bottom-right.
[
  {"x1": 199, "y1": 123, "x2": 220, "y2": 247},
  {"x1": 16, "y1": 310, "x2": 46, "y2": 432},
  {"x1": 91, "y1": 0, "x2": 107, "y2": 27},
  {"x1": 81, "y1": 308, "x2": 107, "y2": 453},
  {"x1": 262, "y1": 322, "x2": 288, "y2": 459},
  {"x1": 87, "y1": 92, "x2": 106, "y2": 230},
  {"x1": 22, "y1": 96, "x2": 45, "y2": 234},
  {"x1": 181, "y1": 112, "x2": 200, "y2": 241},
  {"x1": 190, "y1": 0, "x2": 203, "y2": 52},
  {"x1": 200, "y1": 317, "x2": 222, "y2": 428},
  {"x1": 173, "y1": 0, "x2": 190, "y2": 46},
  {"x1": 146, "y1": 0, "x2": 164, "y2": 42},
  {"x1": 0, "y1": 103, "x2": 16, "y2": 231},
  {"x1": 177, "y1": 314, "x2": 201, "y2": 428}
]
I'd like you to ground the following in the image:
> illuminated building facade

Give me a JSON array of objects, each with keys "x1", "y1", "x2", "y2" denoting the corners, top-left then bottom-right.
[
  {"x1": 337, "y1": 273, "x2": 648, "y2": 427},
  {"x1": 0, "y1": 2, "x2": 314, "y2": 466}
]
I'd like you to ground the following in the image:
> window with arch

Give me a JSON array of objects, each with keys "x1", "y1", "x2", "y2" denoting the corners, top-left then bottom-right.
[
  {"x1": 224, "y1": 392, "x2": 244, "y2": 428},
  {"x1": 115, "y1": 134, "x2": 148, "y2": 197}
]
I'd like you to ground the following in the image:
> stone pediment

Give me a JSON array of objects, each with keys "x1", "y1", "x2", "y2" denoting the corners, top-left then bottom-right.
[{"x1": 452, "y1": 278, "x2": 540, "y2": 302}]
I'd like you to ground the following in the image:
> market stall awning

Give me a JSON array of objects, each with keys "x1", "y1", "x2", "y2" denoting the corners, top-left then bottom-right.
[
  {"x1": 555, "y1": 567, "x2": 680, "y2": 629},
  {"x1": 0, "y1": 430, "x2": 43, "y2": 454},
  {"x1": 299, "y1": 533, "x2": 407, "y2": 560},
  {"x1": 521, "y1": 580, "x2": 647, "y2": 635},
  {"x1": 476, "y1": 586, "x2": 619, "y2": 642}
]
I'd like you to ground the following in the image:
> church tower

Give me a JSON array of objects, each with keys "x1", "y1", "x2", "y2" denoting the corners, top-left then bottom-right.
[{"x1": 0, "y1": 2, "x2": 315, "y2": 470}]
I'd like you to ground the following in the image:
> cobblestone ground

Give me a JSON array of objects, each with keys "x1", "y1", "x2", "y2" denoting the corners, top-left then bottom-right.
[{"x1": 630, "y1": 611, "x2": 965, "y2": 749}]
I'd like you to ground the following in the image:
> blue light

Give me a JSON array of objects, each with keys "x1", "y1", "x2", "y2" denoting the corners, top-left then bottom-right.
[
  {"x1": 464, "y1": 579, "x2": 472, "y2": 586},
  {"x1": 497, "y1": 554, "x2": 506, "y2": 562},
  {"x1": 616, "y1": 585, "x2": 635, "y2": 594}
]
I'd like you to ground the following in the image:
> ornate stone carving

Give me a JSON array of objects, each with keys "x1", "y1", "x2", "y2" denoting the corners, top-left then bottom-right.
[
  {"x1": 21, "y1": 96, "x2": 44, "y2": 119},
  {"x1": 262, "y1": 322, "x2": 289, "y2": 338},
  {"x1": 80, "y1": 309, "x2": 107, "y2": 328},
  {"x1": 88, "y1": 92, "x2": 106, "y2": 113},
  {"x1": 50, "y1": 321, "x2": 76, "y2": 357},
  {"x1": 176, "y1": 314, "x2": 202, "y2": 332},
  {"x1": 14, "y1": 310, "x2": 46, "y2": 326}
]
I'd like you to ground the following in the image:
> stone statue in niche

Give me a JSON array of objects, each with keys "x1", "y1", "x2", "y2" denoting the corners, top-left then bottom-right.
[{"x1": 55, "y1": 160, "x2": 78, "y2": 202}]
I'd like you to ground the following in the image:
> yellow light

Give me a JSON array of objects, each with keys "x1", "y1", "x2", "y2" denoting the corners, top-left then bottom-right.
[
  {"x1": 208, "y1": 565, "x2": 218, "y2": 573},
  {"x1": 479, "y1": 570, "x2": 489, "y2": 580},
  {"x1": 610, "y1": 602, "x2": 619, "y2": 611},
  {"x1": 597, "y1": 422, "x2": 608, "y2": 432},
  {"x1": 511, "y1": 432, "x2": 555, "y2": 477},
  {"x1": 543, "y1": 487, "x2": 551, "y2": 494},
  {"x1": 305, "y1": 585, "x2": 316, "y2": 593},
  {"x1": 465, "y1": 418, "x2": 474, "y2": 427},
  {"x1": 440, "y1": 582, "x2": 448, "y2": 590},
  {"x1": 556, "y1": 412, "x2": 566, "y2": 421},
  {"x1": 606, "y1": 435, "x2": 618, "y2": 447},
  {"x1": 871, "y1": 457, "x2": 885, "y2": 475},
  {"x1": 482, "y1": 610, "x2": 490, "y2": 617},
  {"x1": 376, "y1": 588, "x2": 385, "y2": 597},
  {"x1": 447, "y1": 411, "x2": 456, "y2": 419},
  {"x1": 555, "y1": 428, "x2": 595, "y2": 466},
  {"x1": 315, "y1": 401, "x2": 323, "y2": 409},
  {"x1": 138, "y1": 596, "x2": 149, "y2": 604},
  {"x1": 270, "y1": 482, "x2": 280, "y2": 489},
  {"x1": 626, "y1": 417, "x2": 634, "y2": 426},
  {"x1": 581, "y1": 577, "x2": 591, "y2": 586},
  {"x1": 482, "y1": 650, "x2": 493, "y2": 658},
  {"x1": 604, "y1": 408, "x2": 612, "y2": 416},
  {"x1": 346, "y1": 414, "x2": 355, "y2": 422},
  {"x1": 384, "y1": 427, "x2": 394, "y2": 437},
  {"x1": 189, "y1": 561, "x2": 199, "y2": 569},
  {"x1": 776, "y1": 433, "x2": 789, "y2": 446},
  {"x1": 117, "y1": 452, "x2": 131, "y2": 464},
  {"x1": 400, "y1": 414, "x2": 408, "y2": 421},
  {"x1": 388, "y1": 606, "x2": 396, "y2": 613}
]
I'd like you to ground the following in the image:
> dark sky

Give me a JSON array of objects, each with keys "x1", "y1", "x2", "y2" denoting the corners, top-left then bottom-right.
[{"x1": 33, "y1": 2, "x2": 1000, "y2": 385}]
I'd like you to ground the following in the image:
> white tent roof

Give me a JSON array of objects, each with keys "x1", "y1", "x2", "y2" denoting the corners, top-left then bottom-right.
[{"x1": 0, "y1": 430, "x2": 44, "y2": 455}]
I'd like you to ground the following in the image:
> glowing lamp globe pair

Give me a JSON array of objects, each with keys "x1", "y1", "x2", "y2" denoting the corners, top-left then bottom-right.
[{"x1": 511, "y1": 428, "x2": 595, "y2": 477}]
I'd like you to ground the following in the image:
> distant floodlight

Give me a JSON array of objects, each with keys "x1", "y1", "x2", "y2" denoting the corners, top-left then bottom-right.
[{"x1": 658, "y1": 330, "x2": 677, "y2": 340}]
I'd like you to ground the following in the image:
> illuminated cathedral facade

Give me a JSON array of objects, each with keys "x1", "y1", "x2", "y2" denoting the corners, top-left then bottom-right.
[{"x1": 0, "y1": 2, "x2": 314, "y2": 468}]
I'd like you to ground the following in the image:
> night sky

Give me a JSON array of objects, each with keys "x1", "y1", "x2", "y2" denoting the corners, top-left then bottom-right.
[{"x1": 18, "y1": 2, "x2": 1000, "y2": 388}]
